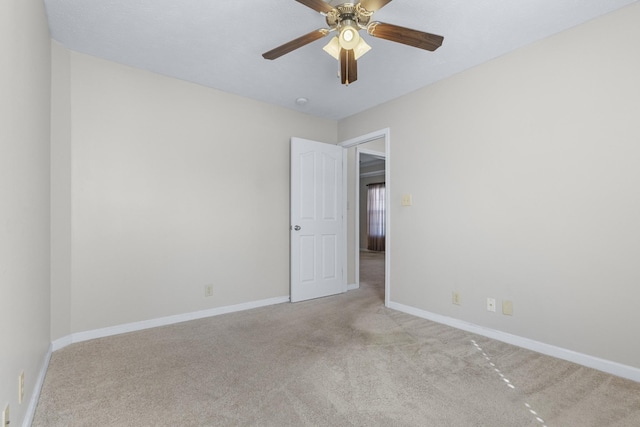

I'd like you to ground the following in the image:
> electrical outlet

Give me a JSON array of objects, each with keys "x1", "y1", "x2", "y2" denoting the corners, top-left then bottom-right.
[
  {"x1": 503, "y1": 300, "x2": 513, "y2": 316},
  {"x1": 204, "y1": 284, "x2": 213, "y2": 297},
  {"x1": 19, "y1": 371, "x2": 24, "y2": 404},
  {"x1": 2, "y1": 404, "x2": 9, "y2": 427},
  {"x1": 452, "y1": 291, "x2": 461, "y2": 305},
  {"x1": 487, "y1": 298, "x2": 496, "y2": 312}
]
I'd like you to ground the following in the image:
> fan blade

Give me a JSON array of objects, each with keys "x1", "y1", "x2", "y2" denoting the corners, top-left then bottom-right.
[
  {"x1": 295, "y1": 0, "x2": 336, "y2": 14},
  {"x1": 340, "y1": 49, "x2": 357, "y2": 85},
  {"x1": 368, "y1": 22, "x2": 443, "y2": 51},
  {"x1": 359, "y1": 0, "x2": 393, "y2": 12},
  {"x1": 262, "y1": 29, "x2": 329, "y2": 60}
]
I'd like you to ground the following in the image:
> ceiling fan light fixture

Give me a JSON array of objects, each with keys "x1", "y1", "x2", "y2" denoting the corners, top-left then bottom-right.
[
  {"x1": 322, "y1": 36, "x2": 341, "y2": 60},
  {"x1": 353, "y1": 37, "x2": 371, "y2": 60},
  {"x1": 343, "y1": 28, "x2": 355, "y2": 42},
  {"x1": 338, "y1": 23, "x2": 360, "y2": 50},
  {"x1": 324, "y1": 34, "x2": 371, "y2": 61}
]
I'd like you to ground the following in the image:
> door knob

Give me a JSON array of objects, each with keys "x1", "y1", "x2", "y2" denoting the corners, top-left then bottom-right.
[{"x1": 294, "y1": 225, "x2": 301, "y2": 231}]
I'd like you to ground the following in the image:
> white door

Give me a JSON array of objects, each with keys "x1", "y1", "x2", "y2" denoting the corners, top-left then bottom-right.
[{"x1": 291, "y1": 137, "x2": 345, "y2": 302}]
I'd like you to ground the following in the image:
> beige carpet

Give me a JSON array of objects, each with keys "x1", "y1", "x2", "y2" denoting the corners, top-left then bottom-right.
[{"x1": 34, "y1": 251, "x2": 640, "y2": 426}]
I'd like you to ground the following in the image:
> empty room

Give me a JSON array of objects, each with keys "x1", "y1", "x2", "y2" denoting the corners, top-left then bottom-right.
[{"x1": 2, "y1": 0, "x2": 640, "y2": 426}]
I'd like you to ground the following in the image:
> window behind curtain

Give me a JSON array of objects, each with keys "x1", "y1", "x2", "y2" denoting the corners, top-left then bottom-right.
[{"x1": 367, "y1": 182, "x2": 385, "y2": 251}]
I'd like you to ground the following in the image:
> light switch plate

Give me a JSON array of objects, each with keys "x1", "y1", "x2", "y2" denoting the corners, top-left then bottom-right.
[{"x1": 503, "y1": 300, "x2": 513, "y2": 315}]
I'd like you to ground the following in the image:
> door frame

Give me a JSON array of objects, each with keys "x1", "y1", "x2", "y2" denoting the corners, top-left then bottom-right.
[{"x1": 339, "y1": 128, "x2": 391, "y2": 307}]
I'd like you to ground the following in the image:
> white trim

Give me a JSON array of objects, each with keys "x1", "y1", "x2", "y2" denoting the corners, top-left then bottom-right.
[
  {"x1": 23, "y1": 344, "x2": 52, "y2": 427},
  {"x1": 354, "y1": 148, "x2": 361, "y2": 288},
  {"x1": 388, "y1": 301, "x2": 640, "y2": 383},
  {"x1": 340, "y1": 128, "x2": 389, "y2": 148},
  {"x1": 347, "y1": 283, "x2": 359, "y2": 291},
  {"x1": 51, "y1": 296, "x2": 290, "y2": 351},
  {"x1": 339, "y1": 128, "x2": 391, "y2": 307},
  {"x1": 50, "y1": 334, "x2": 73, "y2": 352},
  {"x1": 342, "y1": 148, "x2": 348, "y2": 293},
  {"x1": 360, "y1": 170, "x2": 385, "y2": 178}
]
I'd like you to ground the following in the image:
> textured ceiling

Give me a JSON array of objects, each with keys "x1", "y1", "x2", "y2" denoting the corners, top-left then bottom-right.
[{"x1": 44, "y1": 0, "x2": 638, "y2": 120}]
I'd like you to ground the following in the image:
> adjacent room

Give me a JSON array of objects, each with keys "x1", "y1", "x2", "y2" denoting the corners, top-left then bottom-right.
[{"x1": 2, "y1": 0, "x2": 640, "y2": 425}]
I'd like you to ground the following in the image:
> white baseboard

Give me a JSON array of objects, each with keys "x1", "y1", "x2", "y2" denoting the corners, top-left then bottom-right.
[
  {"x1": 51, "y1": 334, "x2": 72, "y2": 352},
  {"x1": 23, "y1": 343, "x2": 52, "y2": 427},
  {"x1": 347, "y1": 283, "x2": 359, "y2": 291},
  {"x1": 388, "y1": 301, "x2": 640, "y2": 383},
  {"x1": 52, "y1": 295, "x2": 290, "y2": 352}
]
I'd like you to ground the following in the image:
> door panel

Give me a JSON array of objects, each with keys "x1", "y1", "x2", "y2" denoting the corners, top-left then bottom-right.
[
  {"x1": 300, "y1": 235, "x2": 316, "y2": 283},
  {"x1": 322, "y1": 234, "x2": 337, "y2": 279},
  {"x1": 291, "y1": 137, "x2": 345, "y2": 302}
]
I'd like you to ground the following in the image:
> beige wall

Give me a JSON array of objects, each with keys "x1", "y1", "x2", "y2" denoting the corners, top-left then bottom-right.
[
  {"x1": 0, "y1": 0, "x2": 52, "y2": 424},
  {"x1": 339, "y1": 3, "x2": 640, "y2": 368},
  {"x1": 50, "y1": 50, "x2": 338, "y2": 336},
  {"x1": 50, "y1": 41, "x2": 72, "y2": 341}
]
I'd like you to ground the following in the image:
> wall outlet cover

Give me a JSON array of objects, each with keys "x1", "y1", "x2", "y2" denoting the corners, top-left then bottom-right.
[
  {"x1": 487, "y1": 298, "x2": 496, "y2": 312},
  {"x1": 19, "y1": 371, "x2": 24, "y2": 404},
  {"x1": 205, "y1": 284, "x2": 213, "y2": 297},
  {"x1": 452, "y1": 291, "x2": 461, "y2": 305}
]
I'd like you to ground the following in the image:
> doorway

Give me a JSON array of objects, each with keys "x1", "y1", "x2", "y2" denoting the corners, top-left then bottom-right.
[
  {"x1": 339, "y1": 128, "x2": 390, "y2": 306},
  {"x1": 358, "y1": 151, "x2": 386, "y2": 303}
]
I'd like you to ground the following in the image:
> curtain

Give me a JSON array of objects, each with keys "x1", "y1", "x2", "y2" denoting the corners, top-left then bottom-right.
[{"x1": 367, "y1": 182, "x2": 385, "y2": 251}]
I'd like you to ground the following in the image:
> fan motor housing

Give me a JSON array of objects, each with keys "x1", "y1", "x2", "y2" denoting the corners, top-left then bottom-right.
[{"x1": 326, "y1": 3, "x2": 372, "y2": 29}]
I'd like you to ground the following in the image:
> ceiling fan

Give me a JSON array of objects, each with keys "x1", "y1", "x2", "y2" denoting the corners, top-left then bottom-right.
[{"x1": 262, "y1": 0, "x2": 444, "y2": 85}]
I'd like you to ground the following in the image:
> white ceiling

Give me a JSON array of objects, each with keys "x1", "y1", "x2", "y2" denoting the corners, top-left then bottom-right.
[{"x1": 44, "y1": 0, "x2": 638, "y2": 120}]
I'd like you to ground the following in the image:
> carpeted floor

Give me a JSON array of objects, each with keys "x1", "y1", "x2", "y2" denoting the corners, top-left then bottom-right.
[{"x1": 33, "y1": 251, "x2": 640, "y2": 426}]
